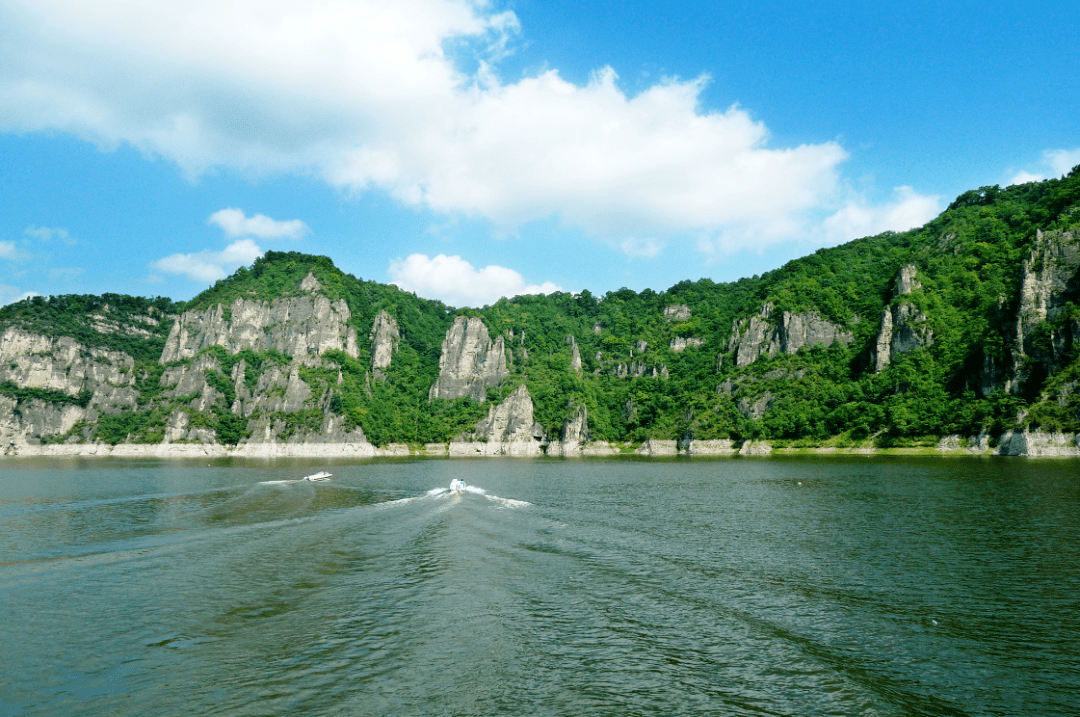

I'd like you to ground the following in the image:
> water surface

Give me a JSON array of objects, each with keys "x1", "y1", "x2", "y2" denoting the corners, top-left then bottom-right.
[{"x1": 1, "y1": 456, "x2": 1077, "y2": 716}]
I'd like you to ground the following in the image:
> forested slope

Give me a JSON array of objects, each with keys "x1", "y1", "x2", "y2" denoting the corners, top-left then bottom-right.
[{"x1": 2, "y1": 167, "x2": 1079, "y2": 455}]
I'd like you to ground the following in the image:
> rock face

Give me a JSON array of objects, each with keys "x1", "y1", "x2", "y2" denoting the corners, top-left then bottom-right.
[
  {"x1": 160, "y1": 278, "x2": 359, "y2": 364},
  {"x1": 370, "y1": 310, "x2": 399, "y2": 373},
  {"x1": 728, "y1": 304, "x2": 853, "y2": 367},
  {"x1": 549, "y1": 400, "x2": 589, "y2": 456},
  {"x1": 0, "y1": 327, "x2": 135, "y2": 396},
  {"x1": 1011, "y1": 229, "x2": 1080, "y2": 380},
  {"x1": 567, "y1": 335, "x2": 582, "y2": 374},
  {"x1": 872, "y1": 265, "x2": 933, "y2": 372},
  {"x1": 450, "y1": 384, "x2": 545, "y2": 455},
  {"x1": 670, "y1": 336, "x2": 704, "y2": 352},
  {"x1": 428, "y1": 317, "x2": 509, "y2": 401},
  {"x1": 0, "y1": 327, "x2": 139, "y2": 447},
  {"x1": 664, "y1": 304, "x2": 691, "y2": 321}
]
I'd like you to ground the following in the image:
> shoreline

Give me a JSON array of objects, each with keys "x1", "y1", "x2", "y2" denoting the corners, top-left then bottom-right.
[{"x1": 4, "y1": 429, "x2": 1079, "y2": 459}]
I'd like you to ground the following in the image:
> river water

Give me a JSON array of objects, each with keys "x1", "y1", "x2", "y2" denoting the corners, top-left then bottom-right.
[{"x1": 1, "y1": 456, "x2": 1078, "y2": 716}]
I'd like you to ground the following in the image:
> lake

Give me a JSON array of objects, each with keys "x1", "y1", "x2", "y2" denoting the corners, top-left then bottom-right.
[{"x1": 1, "y1": 456, "x2": 1078, "y2": 716}]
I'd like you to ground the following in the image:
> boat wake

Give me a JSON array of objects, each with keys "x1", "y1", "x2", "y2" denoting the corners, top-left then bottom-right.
[{"x1": 429, "y1": 485, "x2": 530, "y2": 508}]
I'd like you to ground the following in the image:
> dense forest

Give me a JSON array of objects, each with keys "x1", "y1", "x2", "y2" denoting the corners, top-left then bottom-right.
[{"x1": 2, "y1": 167, "x2": 1079, "y2": 451}]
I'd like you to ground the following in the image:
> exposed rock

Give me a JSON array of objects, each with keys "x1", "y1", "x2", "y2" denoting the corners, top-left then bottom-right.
[
  {"x1": 895, "y1": 264, "x2": 921, "y2": 295},
  {"x1": 728, "y1": 304, "x2": 853, "y2": 367},
  {"x1": 685, "y1": 439, "x2": 737, "y2": 455},
  {"x1": 549, "y1": 400, "x2": 588, "y2": 456},
  {"x1": 467, "y1": 385, "x2": 545, "y2": 444},
  {"x1": 0, "y1": 395, "x2": 86, "y2": 448},
  {"x1": 636, "y1": 340, "x2": 648, "y2": 353},
  {"x1": 370, "y1": 310, "x2": 400, "y2": 373},
  {"x1": 670, "y1": 336, "x2": 704, "y2": 352},
  {"x1": 160, "y1": 281, "x2": 359, "y2": 364},
  {"x1": 428, "y1": 317, "x2": 510, "y2": 401},
  {"x1": 739, "y1": 440, "x2": 773, "y2": 456},
  {"x1": 299, "y1": 272, "x2": 322, "y2": 293},
  {"x1": 567, "y1": 335, "x2": 582, "y2": 374},
  {"x1": 738, "y1": 391, "x2": 774, "y2": 420},
  {"x1": 0, "y1": 327, "x2": 135, "y2": 396},
  {"x1": 610, "y1": 361, "x2": 665, "y2": 378},
  {"x1": 997, "y1": 430, "x2": 1080, "y2": 457},
  {"x1": 1010, "y1": 229, "x2": 1080, "y2": 387},
  {"x1": 664, "y1": 304, "x2": 691, "y2": 321},
  {"x1": 230, "y1": 362, "x2": 313, "y2": 416},
  {"x1": 635, "y1": 439, "x2": 678, "y2": 456},
  {"x1": 160, "y1": 353, "x2": 223, "y2": 411},
  {"x1": 872, "y1": 265, "x2": 933, "y2": 372}
]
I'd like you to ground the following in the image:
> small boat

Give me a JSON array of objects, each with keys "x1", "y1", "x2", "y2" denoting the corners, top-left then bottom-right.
[{"x1": 304, "y1": 472, "x2": 332, "y2": 482}]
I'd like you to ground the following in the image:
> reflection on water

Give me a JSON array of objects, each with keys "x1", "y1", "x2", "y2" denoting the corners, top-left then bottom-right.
[{"x1": 1, "y1": 456, "x2": 1078, "y2": 716}]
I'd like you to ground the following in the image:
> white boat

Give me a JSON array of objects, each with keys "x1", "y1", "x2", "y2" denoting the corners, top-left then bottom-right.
[{"x1": 304, "y1": 471, "x2": 332, "y2": 482}]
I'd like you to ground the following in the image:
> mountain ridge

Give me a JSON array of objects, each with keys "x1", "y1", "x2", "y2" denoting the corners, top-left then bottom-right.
[{"x1": 3, "y1": 167, "x2": 1080, "y2": 457}]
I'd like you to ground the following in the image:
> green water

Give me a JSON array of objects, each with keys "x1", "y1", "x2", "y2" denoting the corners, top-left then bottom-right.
[{"x1": 0, "y1": 456, "x2": 1077, "y2": 716}]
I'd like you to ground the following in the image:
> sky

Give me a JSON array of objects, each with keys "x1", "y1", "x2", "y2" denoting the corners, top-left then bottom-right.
[{"x1": 1, "y1": 0, "x2": 1078, "y2": 308}]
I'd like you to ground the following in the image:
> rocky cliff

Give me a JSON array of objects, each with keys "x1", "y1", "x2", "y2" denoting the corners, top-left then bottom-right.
[
  {"x1": 428, "y1": 316, "x2": 509, "y2": 401},
  {"x1": 370, "y1": 310, "x2": 400, "y2": 375},
  {"x1": 872, "y1": 265, "x2": 934, "y2": 372},
  {"x1": 728, "y1": 303, "x2": 853, "y2": 367},
  {"x1": 450, "y1": 384, "x2": 546, "y2": 455},
  {"x1": 1011, "y1": 229, "x2": 1080, "y2": 382},
  {"x1": 160, "y1": 273, "x2": 359, "y2": 364}
]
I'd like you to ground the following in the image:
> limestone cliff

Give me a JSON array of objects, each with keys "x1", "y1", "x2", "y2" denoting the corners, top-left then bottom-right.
[
  {"x1": 370, "y1": 310, "x2": 399, "y2": 374},
  {"x1": 0, "y1": 327, "x2": 140, "y2": 447},
  {"x1": 548, "y1": 400, "x2": 589, "y2": 456},
  {"x1": 450, "y1": 384, "x2": 545, "y2": 455},
  {"x1": 872, "y1": 265, "x2": 934, "y2": 372},
  {"x1": 1011, "y1": 229, "x2": 1080, "y2": 380},
  {"x1": 428, "y1": 317, "x2": 509, "y2": 401},
  {"x1": 160, "y1": 274, "x2": 359, "y2": 364},
  {"x1": 728, "y1": 303, "x2": 853, "y2": 367}
]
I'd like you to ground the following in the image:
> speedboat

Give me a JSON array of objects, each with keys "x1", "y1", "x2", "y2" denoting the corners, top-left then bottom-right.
[{"x1": 304, "y1": 471, "x2": 332, "y2": 482}]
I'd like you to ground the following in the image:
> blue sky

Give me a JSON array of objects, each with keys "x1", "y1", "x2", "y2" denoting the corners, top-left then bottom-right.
[{"x1": 1, "y1": 0, "x2": 1077, "y2": 307}]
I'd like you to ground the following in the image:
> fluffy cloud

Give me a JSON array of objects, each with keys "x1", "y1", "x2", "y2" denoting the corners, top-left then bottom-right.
[
  {"x1": 150, "y1": 238, "x2": 263, "y2": 284},
  {"x1": 0, "y1": 241, "x2": 15, "y2": 258},
  {"x1": 1008, "y1": 148, "x2": 1080, "y2": 186},
  {"x1": 1046, "y1": 148, "x2": 1080, "y2": 178},
  {"x1": 208, "y1": 208, "x2": 309, "y2": 239},
  {"x1": 389, "y1": 253, "x2": 561, "y2": 306},
  {"x1": 821, "y1": 187, "x2": 940, "y2": 245},
  {"x1": 25, "y1": 225, "x2": 74, "y2": 244},
  {"x1": 0, "y1": 284, "x2": 38, "y2": 306},
  {"x1": 0, "y1": 0, "x2": 857, "y2": 250}
]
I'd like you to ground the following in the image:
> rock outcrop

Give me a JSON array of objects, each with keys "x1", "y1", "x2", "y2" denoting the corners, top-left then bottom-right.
[
  {"x1": 548, "y1": 400, "x2": 589, "y2": 456},
  {"x1": 1010, "y1": 229, "x2": 1080, "y2": 382},
  {"x1": 664, "y1": 304, "x2": 691, "y2": 321},
  {"x1": 670, "y1": 336, "x2": 704, "y2": 352},
  {"x1": 1, "y1": 327, "x2": 135, "y2": 396},
  {"x1": 567, "y1": 335, "x2": 582, "y2": 374},
  {"x1": 0, "y1": 327, "x2": 140, "y2": 446},
  {"x1": 428, "y1": 317, "x2": 509, "y2": 401},
  {"x1": 450, "y1": 384, "x2": 545, "y2": 455},
  {"x1": 160, "y1": 279, "x2": 359, "y2": 364},
  {"x1": 728, "y1": 304, "x2": 853, "y2": 367},
  {"x1": 370, "y1": 310, "x2": 399, "y2": 374},
  {"x1": 872, "y1": 265, "x2": 933, "y2": 372}
]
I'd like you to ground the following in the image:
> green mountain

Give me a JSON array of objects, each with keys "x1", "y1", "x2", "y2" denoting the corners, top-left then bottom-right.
[{"x1": 2, "y1": 168, "x2": 1079, "y2": 457}]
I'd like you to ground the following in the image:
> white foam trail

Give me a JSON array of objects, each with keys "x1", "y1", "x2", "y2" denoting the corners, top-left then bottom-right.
[
  {"x1": 258, "y1": 480, "x2": 299, "y2": 485},
  {"x1": 484, "y1": 495, "x2": 531, "y2": 508},
  {"x1": 463, "y1": 485, "x2": 486, "y2": 495}
]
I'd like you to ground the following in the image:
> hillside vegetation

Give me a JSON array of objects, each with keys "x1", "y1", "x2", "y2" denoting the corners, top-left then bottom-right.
[{"x1": 2, "y1": 167, "x2": 1079, "y2": 452}]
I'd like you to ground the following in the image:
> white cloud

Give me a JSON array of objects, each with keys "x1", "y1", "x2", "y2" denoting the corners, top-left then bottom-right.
[
  {"x1": 0, "y1": 284, "x2": 38, "y2": 305},
  {"x1": 0, "y1": 241, "x2": 15, "y2": 258},
  {"x1": 208, "y1": 208, "x2": 309, "y2": 239},
  {"x1": 389, "y1": 253, "x2": 561, "y2": 306},
  {"x1": 619, "y1": 237, "x2": 665, "y2": 258},
  {"x1": 822, "y1": 186, "x2": 940, "y2": 245},
  {"x1": 150, "y1": 238, "x2": 263, "y2": 283},
  {"x1": 1008, "y1": 148, "x2": 1080, "y2": 186},
  {"x1": 25, "y1": 225, "x2": 74, "y2": 244},
  {"x1": 0, "y1": 0, "x2": 856, "y2": 250},
  {"x1": 1045, "y1": 148, "x2": 1080, "y2": 178},
  {"x1": 1008, "y1": 170, "x2": 1044, "y2": 186}
]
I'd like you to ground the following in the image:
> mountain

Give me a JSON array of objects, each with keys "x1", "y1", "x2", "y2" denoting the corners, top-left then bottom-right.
[{"x1": 3, "y1": 169, "x2": 1080, "y2": 458}]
